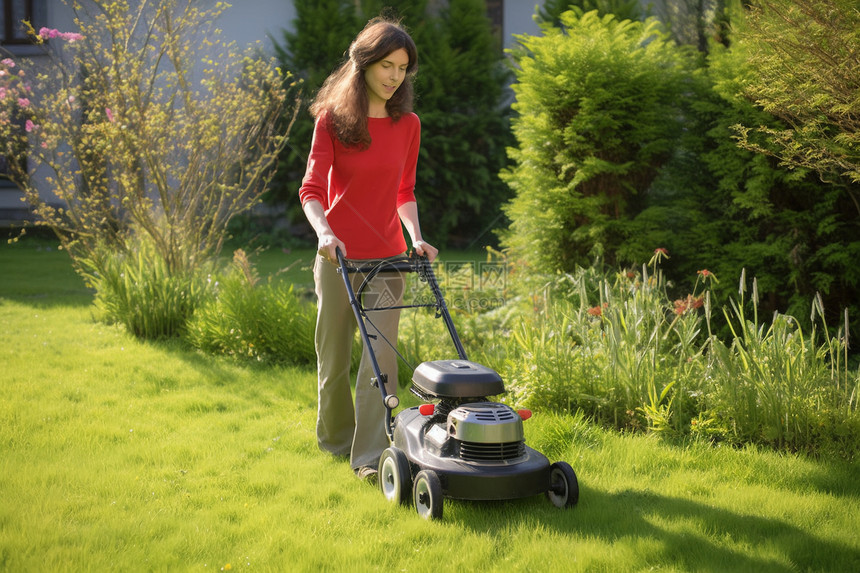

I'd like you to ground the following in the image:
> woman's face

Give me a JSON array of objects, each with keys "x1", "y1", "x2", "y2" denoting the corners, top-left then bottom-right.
[{"x1": 364, "y1": 48, "x2": 410, "y2": 112}]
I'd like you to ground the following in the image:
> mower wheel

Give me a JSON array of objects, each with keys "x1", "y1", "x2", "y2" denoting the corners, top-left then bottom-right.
[
  {"x1": 378, "y1": 447, "x2": 411, "y2": 506},
  {"x1": 413, "y1": 470, "x2": 443, "y2": 520},
  {"x1": 546, "y1": 461, "x2": 579, "y2": 508}
]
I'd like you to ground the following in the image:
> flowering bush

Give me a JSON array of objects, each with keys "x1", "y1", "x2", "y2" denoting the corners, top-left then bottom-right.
[
  {"x1": 1, "y1": 0, "x2": 298, "y2": 337},
  {"x1": 36, "y1": 27, "x2": 84, "y2": 43},
  {"x1": 1, "y1": 4, "x2": 295, "y2": 281}
]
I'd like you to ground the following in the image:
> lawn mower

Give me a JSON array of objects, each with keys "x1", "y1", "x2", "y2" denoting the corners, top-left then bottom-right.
[{"x1": 336, "y1": 248, "x2": 579, "y2": 520}]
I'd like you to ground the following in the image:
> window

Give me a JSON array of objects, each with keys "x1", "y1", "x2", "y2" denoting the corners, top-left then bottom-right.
[
  {"x1": 0, "y1": 114, "x2": 27, "y2": 187},
  {"x1": 0, "y1": 154, "x2": 22, "y2": 183},
  {"x1": 2, "y1": 0, "x2": 34, "y2": 44},
  {"x1": 2, "y1": 0, "x2": 46, "y2": 48}
]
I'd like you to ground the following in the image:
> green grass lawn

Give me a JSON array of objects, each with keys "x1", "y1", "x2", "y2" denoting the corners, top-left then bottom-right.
[{"x1": 1, "y1": 239, "x2": 859, "y2": 572}]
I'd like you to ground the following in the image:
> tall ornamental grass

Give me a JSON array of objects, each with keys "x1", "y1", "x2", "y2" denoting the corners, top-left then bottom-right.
[
  {"x1": 433, "y1": 250, "x2": 860, "y2": 459},
  {"x1": 495, "y1": 250, "x2": 712, "y2": 435},
  {"x1": 92, "y1": 240, "x2": 316, "y2": 360},
  {"x1": 91, "y1": 236, "x2": 213, "y2": 339},
  {"x1": 703, "y1": 273, "x2": 858, "y2": 456},
  {"x1": 185, "y1": 249, "x2": 316, "y2": 366}
]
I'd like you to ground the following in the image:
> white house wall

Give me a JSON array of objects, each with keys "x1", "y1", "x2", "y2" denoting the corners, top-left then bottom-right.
[
  {"x1": 504, "y1": 1, "x2": 542, "y2": 49},
  {"x1": 46, "y1": 1, "x2": 298, "y2": 53}
]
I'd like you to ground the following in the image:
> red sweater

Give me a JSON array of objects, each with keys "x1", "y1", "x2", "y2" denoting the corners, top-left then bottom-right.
[{"x1": 299, "y1": 112, "x2": 420, "y2": 259}]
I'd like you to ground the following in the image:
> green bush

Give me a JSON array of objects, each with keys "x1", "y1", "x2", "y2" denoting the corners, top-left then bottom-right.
[
  {"x1": 632, "y1": 20, "x2": 860, "y2": 335},
  {"x1": 729, "y1": 0, "x2": 860, "y2": 186},
  {"x1": 185, "y1": 250, "x2": 316, "y2": 366},
  {"x1": 501, "y1": 9, "x2": 698, "y2": 274},
  {"x1": 702, "y1": 26, "x2": 860, "y2": 331}
]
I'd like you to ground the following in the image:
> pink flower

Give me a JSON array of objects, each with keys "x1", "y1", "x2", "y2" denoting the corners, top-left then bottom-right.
[
  {"x1": 17, "y1": 98, "x2": 30, "y2": 108},
  {"x1": 0, "y1": 87, "x2": 6, "y2": 100},
  {"x1": 38, "y1": 28, "x2": 83, "y2": 43},
  {"x1": 105, "y1": 108, "x2": 115, "y2": 122},
  {"x1": 25, "y1": 119, "x2": 37, "y2": 132},
  {"x1": 1, "y1": 58, "x2": 15, "y2": 68},
  {"x1": 39, "y1": 27, "x2": 60, "y2": 40}
]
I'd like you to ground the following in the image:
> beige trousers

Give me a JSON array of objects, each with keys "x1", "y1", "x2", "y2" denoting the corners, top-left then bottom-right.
[{"x1": 313, "y1": 255, "x2": 404, "y2": 471}]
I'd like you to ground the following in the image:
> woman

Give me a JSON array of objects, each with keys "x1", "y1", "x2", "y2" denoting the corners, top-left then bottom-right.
[{"x1": 298, "y1": 17, "x2": 438, "y2": 482}]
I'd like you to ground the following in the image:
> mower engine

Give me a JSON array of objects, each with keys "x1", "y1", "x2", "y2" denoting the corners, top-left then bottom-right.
[
  {"x1": 406, "y1": 360, "x2": 530, "y2": 464},
  {"x1": 426, "y1": 402, "x2": 525, "y2": 463}
]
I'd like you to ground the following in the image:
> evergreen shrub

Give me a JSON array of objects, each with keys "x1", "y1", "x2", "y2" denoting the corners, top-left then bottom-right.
[{"x1": 501, "y1": 9, "x2": 698, "y2": 276}]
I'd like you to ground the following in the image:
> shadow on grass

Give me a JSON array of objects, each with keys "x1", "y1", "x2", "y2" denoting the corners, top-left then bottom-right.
[
  {"x1": 144, "y1": 336, "x2": 320, "y2": 410},
  {"x1": 0, "y1": 242, "x2": 93, "y2": 308},
  {"x1": 447, "y1": 485, "x2": 860, "y2": 572}
]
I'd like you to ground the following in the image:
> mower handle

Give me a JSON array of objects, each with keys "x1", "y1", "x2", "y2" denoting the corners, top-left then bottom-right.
[
  {"x1": 335, "y1": 247, "x2": 427, "y2": 275},
  {"x1": 334, "y1": 246, "x2": 401, "y2": 440},
  {"x1": 332, "y1": 246, "x2": 470, "y2": 440}
]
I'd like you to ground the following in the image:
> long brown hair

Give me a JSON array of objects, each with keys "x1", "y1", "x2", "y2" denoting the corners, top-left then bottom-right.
[{"x1": 309, "y1": 17, "x2": 418, "y2": 149}]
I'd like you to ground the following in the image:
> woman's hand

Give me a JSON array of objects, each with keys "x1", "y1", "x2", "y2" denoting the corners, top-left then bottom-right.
[
  {"x1": 318, "y1": 232, "x2": 346, "y2": 264},
  {"x1": 412, "y1": 240, "x2": 438, "y2": 263}
]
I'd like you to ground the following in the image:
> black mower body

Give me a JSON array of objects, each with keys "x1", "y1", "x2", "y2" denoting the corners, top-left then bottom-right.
[{"x1": 392, "y1": 405, "x2": 552, "y2": 501}]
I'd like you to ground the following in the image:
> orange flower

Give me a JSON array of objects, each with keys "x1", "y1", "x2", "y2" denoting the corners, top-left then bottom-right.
[
  {"x1": 649, "y1": 248, "x2": 670, "y2": 266},
  {"x1": 673, "y1": 294, "x2": 704, "y2": 315},
  {"x1": 696, "y1": 269, "x2": 718, "y2": 283}
]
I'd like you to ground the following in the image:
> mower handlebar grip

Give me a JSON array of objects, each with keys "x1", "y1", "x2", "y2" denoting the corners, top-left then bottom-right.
[{"x1": 335, "y1": 247, "x2": 428, "y2": 274}]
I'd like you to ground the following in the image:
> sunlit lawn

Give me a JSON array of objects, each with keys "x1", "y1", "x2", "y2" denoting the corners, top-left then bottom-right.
[{"x1": 1, "y1": 238, "x2": 859, "y2": 572}]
